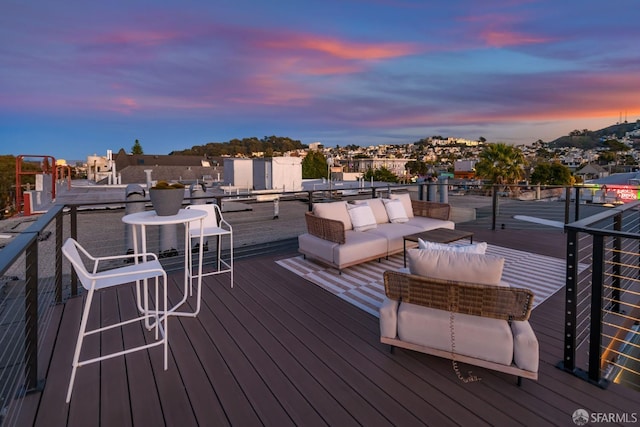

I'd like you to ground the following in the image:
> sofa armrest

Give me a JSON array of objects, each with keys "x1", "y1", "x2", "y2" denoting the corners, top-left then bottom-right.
[
  {"x1": 379, "y1": 297, "x2": 399, "y2": 338},
  {"x1": 305, "y1": 211, "x2": 346, "y2": 244},
  {"x1": 511, "y1": 320, "x2": 539, "y2": 372},
  {"x1": 411, "y1": 200, "x2": 451, "y2": 221}
]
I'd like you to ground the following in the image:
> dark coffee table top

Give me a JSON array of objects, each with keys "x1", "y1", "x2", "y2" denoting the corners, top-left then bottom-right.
[{"x1": 404, "y1": 228, "x2": 474, "y2": 244}]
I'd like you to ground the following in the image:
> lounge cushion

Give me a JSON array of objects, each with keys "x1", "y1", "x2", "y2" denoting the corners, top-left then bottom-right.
[
  {"x1": 353, "y1": 199, "x2": 389, "y2": 224},
  {"x1": 418, "y1": 239, "x2": 488, "y2": 254},
  {"x1": 312, "y1": 201, "x2": 353, "y2": 230},
  {"x1": 333, "y1": 231, "x2": 387, "y2": 267},
  {"x1": 390, "y1": 193, "x2": 414, "y2": 218},
  {"x1": 382, "y1": 198, "x2": 408, "y2": 223},
  {"x1": 368, "y1": 223, "x2": 424, "y2": 253},
  {"x1": 511, "y1": 321, "x2": 539, "y2": 372},
  {"x1": 405, "y1": 216, "x2": 455, "y2": 231},
  {"x1": 398, "y1": 302, "x2": 514, "y2": 366},
  {"x1": 407, "y1": 248, "x2": 505, "y2": 286},
  {"x1": 347, "y1": 204, "x2": 377, "y2": 232}
]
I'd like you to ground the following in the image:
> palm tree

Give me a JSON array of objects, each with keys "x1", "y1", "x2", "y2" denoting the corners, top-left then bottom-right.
[{"x1": 474, "y1": 143, "x2": 525, "y2": 191}]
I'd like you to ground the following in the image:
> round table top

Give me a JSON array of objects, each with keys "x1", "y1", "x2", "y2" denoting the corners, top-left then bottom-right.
[{"x1": 122, "y1": 208, "x2": 207, "y2": 225}]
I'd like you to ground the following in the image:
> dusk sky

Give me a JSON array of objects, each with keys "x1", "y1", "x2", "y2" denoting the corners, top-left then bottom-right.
[{"x1": 1, "y1": 0, "x2": 639, "y2": 161}]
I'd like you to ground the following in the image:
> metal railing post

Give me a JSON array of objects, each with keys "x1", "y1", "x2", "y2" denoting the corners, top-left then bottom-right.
[
  {"x1": 24, "y1": 237, "x2": 39, "y2": 392},
  {"x1": 560, "y1": 228, "x2": 579, "y2": 372},
  {"x1": 612, "y1": 214, "x2": 622, "y2": 313},
  {"x1": 574, "y1": 186, "x2": 581, "y2": 222},
  {"x1": 587, "y1": 234, "x2": 605, "y2": 385},
  {"x1": 491, "y1": 185, "x2": 497, "y2": 230},
  {"x1": 70, "y1": 205, "x2": 78, "y2": 296},
  {"x1": 565, "y1": 187, "x2": 571, "y2": 224},
  {"x1": 55, "y1": 209, "x2": 63, "y2": 304}
]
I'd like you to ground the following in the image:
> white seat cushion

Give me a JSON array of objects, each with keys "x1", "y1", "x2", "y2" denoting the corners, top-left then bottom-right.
[{"x1": 398, "y1": 302, "x2": 514, "y2": 366}]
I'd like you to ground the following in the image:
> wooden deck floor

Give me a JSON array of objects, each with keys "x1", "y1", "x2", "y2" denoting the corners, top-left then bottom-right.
[{"x1": 13, "y1": 229, "x2": 639, "y2": 426}]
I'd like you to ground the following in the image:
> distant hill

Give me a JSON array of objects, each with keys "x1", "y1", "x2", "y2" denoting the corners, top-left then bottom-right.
[{"x1": 549, "y1": 121, "x2": 639, "y2": 149}]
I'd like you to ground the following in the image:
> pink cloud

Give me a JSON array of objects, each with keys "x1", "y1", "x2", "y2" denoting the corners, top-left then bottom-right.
[
  {"x1": 481, "y1": 30, "x2": 553, "y2": 47},
  {"x1": 261, "y1": 35, "x2": 420, "y2": 60}
]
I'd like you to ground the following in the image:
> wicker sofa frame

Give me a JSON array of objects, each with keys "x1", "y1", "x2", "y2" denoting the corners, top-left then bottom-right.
[{"x1": 382, "y1": 270, "x2": 538, "y2": 381}]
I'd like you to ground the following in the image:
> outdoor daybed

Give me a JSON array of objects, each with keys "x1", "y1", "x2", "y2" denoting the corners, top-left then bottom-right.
[
  {"x1": 380, "y1": 247, "x2": 539, "y2": 383},
  {"x1": 298, "y1": 194, "x2": 454, "y2": 271}
]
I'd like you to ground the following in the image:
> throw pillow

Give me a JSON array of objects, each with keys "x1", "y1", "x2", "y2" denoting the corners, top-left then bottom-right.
[
  {"x1": 346, "y1": 204, "x2": 377, "y2": 232},
  {"x1": 382, "y1": 198, "x2": 408, "y2": 223},
  {"x1": 418, "y1": 239, "x2": 488, "y2": 254},
  {"x1": 353, "y1": 198, "x2": 389, "y2": 224},
  {"x1": 407, "y1": 248, "x2": 505, "y2": 286},
  {"x1": 389, "y1": 193, "x2": 414, "y2": 218}
]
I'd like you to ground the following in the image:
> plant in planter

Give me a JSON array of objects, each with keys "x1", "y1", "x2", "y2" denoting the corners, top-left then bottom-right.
[{"x1": 149, "y1": 181, "x2": 186, "y2": 216}]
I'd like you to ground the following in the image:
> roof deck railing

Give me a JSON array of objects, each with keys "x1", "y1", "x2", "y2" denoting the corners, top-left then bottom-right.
[
  {"x1": 562, "y1": 200, "x2": 640, "y2": 390},
  {"x1": 1, "y1": 183, "x2": 638, "y2": 425}
]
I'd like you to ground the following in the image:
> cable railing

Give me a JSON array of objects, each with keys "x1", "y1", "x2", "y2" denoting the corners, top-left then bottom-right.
[
  {"x1": 562, "y1": 200, "x2": 640, "y2": 390},
  {"x1": 1, "y1": 183, "x2": 638, "y2": 425}
]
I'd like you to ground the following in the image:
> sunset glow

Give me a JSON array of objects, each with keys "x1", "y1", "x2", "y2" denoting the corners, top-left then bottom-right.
[{"x1": 1, "y1": 0, "x2": 638, "y2": 159}]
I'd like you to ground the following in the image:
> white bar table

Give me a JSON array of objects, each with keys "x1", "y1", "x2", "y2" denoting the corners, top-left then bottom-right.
[{"x1": 122, "y1": 209, "x2": 206, "y2": 318}]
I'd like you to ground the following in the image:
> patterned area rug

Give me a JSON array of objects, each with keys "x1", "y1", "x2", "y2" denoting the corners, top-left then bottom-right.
[{"x1": 276, "y1": 244, "x2": 584, "y2": 317}]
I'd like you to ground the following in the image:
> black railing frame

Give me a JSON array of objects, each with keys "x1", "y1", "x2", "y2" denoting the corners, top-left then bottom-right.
[{"x1": 560, "y1": 200, "x2": 640, "y2": 388}]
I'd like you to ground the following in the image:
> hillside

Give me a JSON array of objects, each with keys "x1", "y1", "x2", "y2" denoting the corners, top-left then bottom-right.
[{"x1": 549, "y1": 121, "x2": 639, "y2": 149}]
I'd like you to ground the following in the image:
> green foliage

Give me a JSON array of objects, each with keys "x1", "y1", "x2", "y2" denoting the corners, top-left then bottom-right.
[
  {"x1": 171, "y1": 136, "x2": 305, "y2": 157},
  {"x1": 405, "y1": 160, "x2": 429, "y2": 175},
  {"x1": 151, "y1": 180, "x2": 185, "y2": 189},
  {"x1": 302, "y1": 150, "x2": 329, "y2": 179},
  {"x1": 530, "y1": 162, "x2": 573, "y2": 185},
  {"x1": 474, "y1": 143, "x2": 525, "y2": 185},
  {"x1": 363, "y1": 166, "x2": 398, "y2": 183},
  {"x1": 131, "y1": 139, "x2": 144, "y2": 154}
]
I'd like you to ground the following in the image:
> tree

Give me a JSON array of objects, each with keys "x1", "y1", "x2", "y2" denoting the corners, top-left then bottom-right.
[
  {"x1": 405, "y1": 160, "x2": 429, "y2": 176},
  {"x1": 302, "y1": 150, "x2": 329, "y2": 179},
  {"x1": 474, "y1": 143, "x2": 525, "y2": 185},
  {"x1": 530, "y1": 162, "x2": 573, "y2": 185},
  {"x1": 363, "y1": 166, "x2": 398, "y2": 183},
  {"x1": 131, "y1": 139, "x2": 143, "y2": 155}
]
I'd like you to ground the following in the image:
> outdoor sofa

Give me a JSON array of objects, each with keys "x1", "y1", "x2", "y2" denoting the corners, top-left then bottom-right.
[
  {"x1": 298, "y1": 194, "x2": 454, "y2": 271},
  {"x1": 380, "y1": 247, "x2": 539, "y2": 383}
]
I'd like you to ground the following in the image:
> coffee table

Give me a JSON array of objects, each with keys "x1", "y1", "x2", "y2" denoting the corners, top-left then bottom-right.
[{"x1": 403, "y1": 228, "x2": 475, "y2": 267}]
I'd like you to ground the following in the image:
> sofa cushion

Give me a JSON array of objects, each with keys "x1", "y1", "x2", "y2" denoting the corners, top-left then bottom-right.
[
  {"x1": 334, "y1": 231, "x2": 388, "y2": 267},
  {"x1": 382, "y1": 198, "x2": 409, "y2": 223},
  {"x1": 368, "y1": 223, "x2": 424, "y2": 253},
  {"x1": 298, "y1": 233, "x2": 338, "y2": 265},
  {"x1": 353, "y1": 198, "x2": 389, "y2": 224},
  {"x1": 418, "y1": 239, "x2": 488, "y2": 254},
  {"x1": 405, "y1": 216, "x2": 455, "y2": 231},
  {"x1": 390, "y1": 193, "x2": 414, "y2": 218},
  {"x1": 407, "y1": 248, "x2": 505, "y2": 286},
  {"x1": 398, "y1": 302, "x2": 514, "y2": 366},
  {"x1": 347, "y1": 203, "x2": 377, "y2": 232},
  {"x1": 312, "y1": 201, "x2": 353, "y2": 230}
]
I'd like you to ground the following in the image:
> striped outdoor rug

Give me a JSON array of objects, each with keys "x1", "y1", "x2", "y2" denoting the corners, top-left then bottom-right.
[{"x1": 276, "y1": 244, "x2": 584, "y2": 317}]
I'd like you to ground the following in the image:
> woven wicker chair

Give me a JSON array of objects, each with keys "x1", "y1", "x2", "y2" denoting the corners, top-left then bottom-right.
[{"x1": 381, "y1": 270, "x2": 538, "y2": 383}]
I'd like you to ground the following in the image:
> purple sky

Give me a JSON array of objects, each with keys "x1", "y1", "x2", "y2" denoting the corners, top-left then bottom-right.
[{"x1": 1, "y1": 0, "x2": 639, "y2": 161}]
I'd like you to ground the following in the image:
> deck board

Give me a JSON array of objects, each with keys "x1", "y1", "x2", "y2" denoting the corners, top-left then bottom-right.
[{"x1": 17, "y1": 228, "x2": 640, "y2": 426}]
